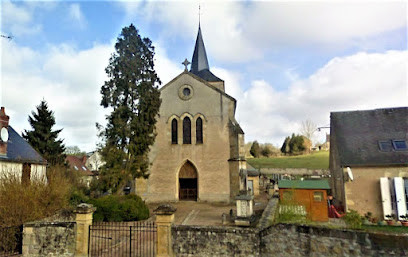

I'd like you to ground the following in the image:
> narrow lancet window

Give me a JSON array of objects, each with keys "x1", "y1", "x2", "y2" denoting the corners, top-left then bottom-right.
[
  {"x1": 183, "y1": 117, "x2": 191, "y2": 144},
  {"x1": 171, "y1": 119, "x2": 178, "y2": 144},
  {"x1": 196, "y1": 117, "x2": 203, "y2": 144}
]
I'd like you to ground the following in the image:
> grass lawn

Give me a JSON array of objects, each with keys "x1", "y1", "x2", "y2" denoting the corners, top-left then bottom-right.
[
  {"x1": 247, "y1": 151, "x2": 329, "y2": 170},
  {"x1": 362, "y1": 224, "x2": 408, "y2": 234}
]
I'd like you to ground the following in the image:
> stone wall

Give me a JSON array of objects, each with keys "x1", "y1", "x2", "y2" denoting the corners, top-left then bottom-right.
[
  {"x1": 172, "y1": 225, "x2": 260, "y2": 257},
  {"x1": 260, "y1": 224, "x2": 408, "y2": 257},
  {"x1": 172, "y1": 223, "x2": 408, "y2": 257},
  {"x1": 23, "y1": 221, "x2": 76, "y2": 257}
]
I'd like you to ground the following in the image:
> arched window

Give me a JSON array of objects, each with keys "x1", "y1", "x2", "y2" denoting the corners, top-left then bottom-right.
[
  {"x1": 196, "y1": 117, "x2": 203, "y2": 144},
  {"x1": 183, "y1": 117, "x2": 191, "y2": 144},
  {"x1": 171, "y1": 119, "x2": 178, "y2": 144}
]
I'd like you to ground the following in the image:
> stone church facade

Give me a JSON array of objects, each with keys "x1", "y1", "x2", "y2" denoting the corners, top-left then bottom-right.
[{"x1": 136, "y1": 26, "x2": 246, "y2": 203}]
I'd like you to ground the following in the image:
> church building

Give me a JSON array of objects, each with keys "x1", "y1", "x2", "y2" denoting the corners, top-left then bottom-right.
[{"x1": 136, "y1": 25, "x2": 247, "y2": 203}]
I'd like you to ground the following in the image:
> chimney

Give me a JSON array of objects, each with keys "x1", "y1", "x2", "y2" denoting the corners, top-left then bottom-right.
[{"x1": 0, "y1": 107, "x2": 10, "y2": 156}]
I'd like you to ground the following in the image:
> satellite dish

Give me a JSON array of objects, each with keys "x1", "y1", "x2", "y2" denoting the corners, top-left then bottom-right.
[
  {"x1": 346, "y1": 167, "x2": 353, "y2": 181},
  {"x1": 1, "y1": 127, "x2": 8, "y2": 142}
]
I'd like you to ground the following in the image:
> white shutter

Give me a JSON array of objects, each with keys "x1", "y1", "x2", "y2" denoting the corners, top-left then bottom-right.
[
  {"x1": 394, "y1": 177, "x2": 407, "y2": 220},
  {"x1": 380, "y1": 177, "x2": 392, "y2": 219}
]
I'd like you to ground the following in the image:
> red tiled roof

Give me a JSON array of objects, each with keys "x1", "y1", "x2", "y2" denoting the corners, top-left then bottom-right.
[{"x1": 65, "y1": 155, "x2": 93, "y2": 176}]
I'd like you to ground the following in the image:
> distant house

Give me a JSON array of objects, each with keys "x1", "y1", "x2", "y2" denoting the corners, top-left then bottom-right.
[
  {"x1": 85, "y1": 151, "x2": 105, "y2": 173},
  {"x1": 65, "y1": 155, "x2": 94, "y2": 186},
  {"x1": 246, "y1": 164, "x2": 260, "y2": 196},
  {"x1": 329, "y1": 107, "x2": 408, "y2": 219},
  {"x1": 0, "y1": 107, "x2": 47, "y2": 182}
]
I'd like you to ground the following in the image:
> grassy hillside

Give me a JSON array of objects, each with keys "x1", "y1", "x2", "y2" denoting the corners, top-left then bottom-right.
[{"x1": 247, "y1": 151, "x2": 329, "y2": 170}]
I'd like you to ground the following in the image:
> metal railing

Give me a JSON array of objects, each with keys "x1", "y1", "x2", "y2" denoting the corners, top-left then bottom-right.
[{"x1": 89, "y1": 221, "x2": 157, "y2": 257}]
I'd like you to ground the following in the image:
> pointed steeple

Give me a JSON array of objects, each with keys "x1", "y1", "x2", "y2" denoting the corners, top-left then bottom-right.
[
  {"x1": 191, "y1": 25, "x2": 209, "y2": 74},
  {"x1": 190, "y1": 25, "x2": 223, "y2": 83}
]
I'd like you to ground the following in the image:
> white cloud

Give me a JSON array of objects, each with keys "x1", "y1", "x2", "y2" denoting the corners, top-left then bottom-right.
[
  {"x1": 154, "y1": 45, "x2": 182, "y2": 86},
  {"x1": 68, "y1": 3, "x2": 86, "y2": 29},
  {"x1": 1, "y1": 0, "x2": 48, "y2": 36},
  {"x1": 120, "y1": 1, "x2": 407, "y2": 63},
  {"x1": 0, "y1": 38, "x2": 184, "y2": 152},
  {"x1": 220, "y1": 50, "x2": 408, "y2": 146},
  {"x1": 1, "y1": 41, "x2": 113, "y2": 152}
]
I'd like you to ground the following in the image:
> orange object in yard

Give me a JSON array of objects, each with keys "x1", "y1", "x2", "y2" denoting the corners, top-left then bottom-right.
[{"x1": 278, "y1": 179, "x2": 330, "y2": 222}]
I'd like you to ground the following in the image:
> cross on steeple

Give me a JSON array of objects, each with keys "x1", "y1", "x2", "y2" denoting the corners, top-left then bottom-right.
[
  {"x1": 199, "y1": 4, "x2": 201, "y2": 26},
  {"x1": 182, "y1": 58, "x2": 191, "y2": 71}
]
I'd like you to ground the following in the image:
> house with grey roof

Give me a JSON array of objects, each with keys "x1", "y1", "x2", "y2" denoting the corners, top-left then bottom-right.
[
  {"x1": 329, "y1": 107, "x2": 408, "y2": 219},
  {"x1": 0, "y1": 107, "x2": 47, "y2": 182}
]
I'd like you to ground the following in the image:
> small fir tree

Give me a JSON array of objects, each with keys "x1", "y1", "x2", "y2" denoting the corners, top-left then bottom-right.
[
  {"x1": 250, "y1": 141, "x2": 261, "y2": 158},
  {"x1": 23, "y1": 100, "x2": 66, "y2": 166},
  {"x1": 281, "y1": 136, "x2": 290, "y2": 154},
  {"x1": 98, "y1": 24, "x2": 161, "y2": 192}
]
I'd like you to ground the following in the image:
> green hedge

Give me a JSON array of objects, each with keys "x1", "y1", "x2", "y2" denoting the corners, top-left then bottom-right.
[{"x1": 90, "y1": 194, "x2": 149, "y2": 222}]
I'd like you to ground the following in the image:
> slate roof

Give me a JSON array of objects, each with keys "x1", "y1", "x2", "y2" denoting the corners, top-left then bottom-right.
[
  {"x1": 190, "y1": 25, "x2": 223, "y2": 82},
  {"x1": 247, "y1": 164, "x2": 260, "y2": 177},
  {"x1": 0, "y1": 126, "x2": 46, "y2": 164},
  {"x1": 278, "y1": 179, "x2": 331, "y2": 190},
  {"x1": 331, "y1": 107, "x2": 408, "y2": 166}
]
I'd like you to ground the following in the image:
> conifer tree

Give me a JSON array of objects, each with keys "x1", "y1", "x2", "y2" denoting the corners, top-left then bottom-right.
[
  {"x1": 98, "y1": 24, "x2": 161, "y2": 192},
  {"x1": 250, "y1": 141, "x2": 261, "y2": 158},
  {"x1": 280, "y1": 136, "x2": 290, "y2": 154},
  {"x1": 23, "y1": 100, "x2": 66, "y2": 166}
]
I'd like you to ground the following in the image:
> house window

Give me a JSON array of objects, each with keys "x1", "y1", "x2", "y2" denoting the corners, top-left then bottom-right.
[
  {"x1": 171, "y1": 119, "x2": 178, "y2": 144},
  {"x1": 183, "y1": 117, "x2": 191, "y2": 144},
  {"x1": 196, "y1": 117, "x2": 203, "y2": 144},
  {"x1": 313, "y1": 191, "x2": 323, "y2": 202},
  {"x1": 378, "y1": 141, "x2": 393, "y2": 152},
  {"x1": 392, "y1": 140, "x2": 408, "y2": 151}
]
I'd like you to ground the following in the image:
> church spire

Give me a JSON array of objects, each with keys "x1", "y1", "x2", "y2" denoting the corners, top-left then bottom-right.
[{"x1": 190, "y1": 25, "x2": 210, "y2": 74}]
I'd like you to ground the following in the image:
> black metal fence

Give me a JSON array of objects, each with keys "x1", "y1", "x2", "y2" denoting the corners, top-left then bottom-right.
[
  {"x1": 0, "y1": 225, "x2": 23, "y2": 256},
  {"x1": 89, "y1": 221, "x2": 157, "y2": 257}
]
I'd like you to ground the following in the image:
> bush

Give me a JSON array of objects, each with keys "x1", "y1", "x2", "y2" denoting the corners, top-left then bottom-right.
[
  {"x1": 0, "y1": 168, "x2": 71, "y2": 227},
  {"x1": 90, "y1": 194, "x2": 149, "y2": 222},
  {"x1": 342, "y1": 209, "x2": 362, "y2": 229},
  {"x1": 69, "y1": 188, "x2": 90, "y2": 206}
]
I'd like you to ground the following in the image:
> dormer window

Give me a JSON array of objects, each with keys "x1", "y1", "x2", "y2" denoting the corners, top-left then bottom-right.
[
  {"x1": 378, "y1": 141, "x2": 393, "y2": 152},
  {"x1": 392, "y1": 140, "x2": 407, "y2": 151},
  {"x1": 378, "y1": 140, "x2": 408, "y2": 151}
]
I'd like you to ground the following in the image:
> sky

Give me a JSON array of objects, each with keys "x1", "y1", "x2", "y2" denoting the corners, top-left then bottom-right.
[{"x1": 1, "y1": 0, "x2": 407, "y2": 152}]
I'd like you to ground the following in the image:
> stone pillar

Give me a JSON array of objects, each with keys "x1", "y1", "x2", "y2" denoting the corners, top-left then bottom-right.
[
  {"x1": 154, "y1": 204, "x2": 177, "y2": 257},
  {"x1": 235, "y1": 190, "x2": 254, "y2": 226},
  {"x1": 74, "y1": 203, "x2": 96, "y2": 257}
]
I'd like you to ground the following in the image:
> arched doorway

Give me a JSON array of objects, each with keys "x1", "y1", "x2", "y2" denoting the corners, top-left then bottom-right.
[{"x1": 179, "y1": 161, "x2": 198, "y2": 201}]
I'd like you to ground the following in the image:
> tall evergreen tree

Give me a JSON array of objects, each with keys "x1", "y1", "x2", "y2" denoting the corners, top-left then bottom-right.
[
  {"x1": 98, "y1": 24, "x2": 161, "y2": 192},
  {"x1": 23, "y1": 100, "x2": 66, "y2": 166},
  {"x1": 250, "y1": 141, "x2": 261, "y2": 158},
  {"x1": 280, "y1": 136, "x2": 290, "y2": 154}
]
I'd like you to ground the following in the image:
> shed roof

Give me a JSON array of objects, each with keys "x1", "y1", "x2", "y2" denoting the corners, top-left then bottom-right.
[
  {"x1": 0, "y1": 126, "x2": 46, "y2": 165},
  {"x1": 331, "y1": 107, "x2": 408, "y2": 166},
  {"x1": 278, "y1": 179, "x2": 330, "y2": 190},
  {"x1": 246, "y1": 164, "x2": 260, "y2": 176}
]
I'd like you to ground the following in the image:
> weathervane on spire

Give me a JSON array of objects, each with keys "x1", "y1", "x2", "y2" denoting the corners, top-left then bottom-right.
[
  {"x1": 182, "y1": 58, "x2": 191, "y2": 71},
  {"x1": 199, "y1": 4, "x2": 201, "y2": 26}
]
